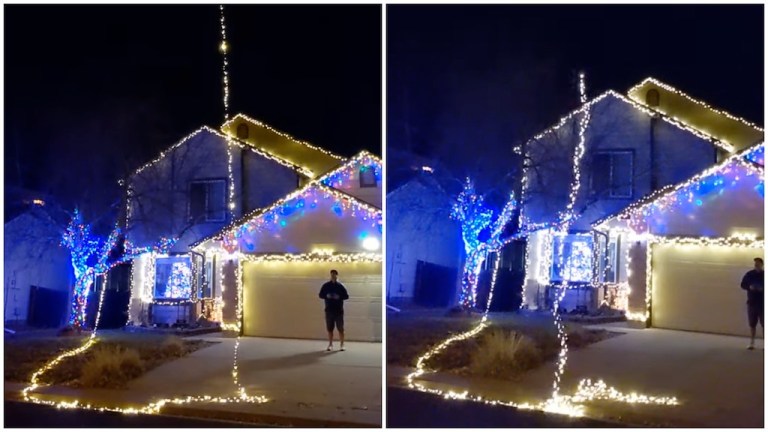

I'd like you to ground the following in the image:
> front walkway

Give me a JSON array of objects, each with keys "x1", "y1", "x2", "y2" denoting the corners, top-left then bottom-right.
[
  {"x1": 12, "y1": 335, "x2": 382, "y2": 427},
  {"x1": 392, "y1": 325, "x2": 763, "y2": 427}
]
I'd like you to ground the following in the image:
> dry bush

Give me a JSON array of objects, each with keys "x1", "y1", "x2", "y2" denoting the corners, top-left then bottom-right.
[
  {"x1": 161, "y1": 336, "x2": 186, "y2": 357},
  {"x1": 80, "y1": 345, "x2": 144, "y2": 388},
  {"x1": 469, "y1": 329, "x2": 542, "y2": 380}
]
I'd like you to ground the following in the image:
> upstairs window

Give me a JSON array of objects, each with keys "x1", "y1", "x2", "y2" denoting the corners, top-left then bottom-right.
[
  {"x1": 189, "y1": 179, "x2": 227, "y2": 222},
  {"x1": 359, "y1": 165, "x2": 378, "y2": 188},
  {"x1": 591, "y1": 150, "x2": 633, "y2": 198}
]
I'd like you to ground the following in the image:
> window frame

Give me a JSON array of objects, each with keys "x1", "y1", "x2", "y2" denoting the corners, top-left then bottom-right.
[
  {"x1": 358, "y1": 165, "x2": 378, "y2": 188},
  {"x1": 590, "y1": 149, "x2": 634, "y2": 199},
  {"x1": 153, "y1": 255, "x2": 193, "y2": 301},
  {"x1": 188, "y1": 178, "x2": 228, "y2": 223}
]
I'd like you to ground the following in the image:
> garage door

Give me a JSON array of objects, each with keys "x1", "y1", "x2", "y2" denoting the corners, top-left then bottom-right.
[
  {"x1": 243, "y1": 261, "x2": 382, "y2": 341},
  {"x1": 652, "y1": 243, "x2": 763, "y2": 337}
]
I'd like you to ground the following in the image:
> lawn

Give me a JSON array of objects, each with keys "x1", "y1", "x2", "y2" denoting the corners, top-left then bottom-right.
[
  {"x1": 387, "y1": 308, "x2": 619, "y2": 380},
  {"x1": 4, "y1": 330, "x2": 217, "y2": 389}
]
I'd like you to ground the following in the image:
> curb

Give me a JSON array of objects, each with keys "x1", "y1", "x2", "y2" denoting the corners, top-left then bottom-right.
[
  {"x1": 5, "y1": 390, "x2": 380, "y2": 428},
  {"x1": 385, "y1": 379, "x2": 634, "y2": 428}
]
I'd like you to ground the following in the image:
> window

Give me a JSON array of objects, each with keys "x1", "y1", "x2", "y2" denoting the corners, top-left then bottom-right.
[
  {"x1": 189, "y1": 179, "x2": 227, "y2": 222},
  {"x1": 550, "y1": 234, "x2": 593, "y2": 283},
  {"x1": 591, "y1": 151, "x2": 633, "y2": 198},
  {"x1": 154, "y1": 256, "x2": 192, "y2": 299},
  {"x1": 359, "y1": 165, "x2": 378, "y2": 188}
]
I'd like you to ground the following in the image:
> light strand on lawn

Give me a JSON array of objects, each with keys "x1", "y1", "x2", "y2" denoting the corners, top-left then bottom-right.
[{"x1": 21, "y1": 256, "x2": 268, "y2": 415}]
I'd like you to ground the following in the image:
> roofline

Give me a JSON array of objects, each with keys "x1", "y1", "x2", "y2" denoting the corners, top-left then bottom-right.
[
  {"x1": 628, "y1": 77, "x2": 764, "y2": 132},
  {"x1": 223, "y1": 113, "x2": 347, "y2": 162},
  {"x1": 191, "y1": 181, "x2": 381, "y2": 249},
  {"x1": 124, "y1": 126, "x2": 311, "y2": 183},
  {"x1": 526, "y1": 89, "x2": 734, "y2": 153},
  {"x1": 315, "y1": 150, "x2": 382, "y2": 183},
  {"x1": 592, "y1": 142, "x2": 765, "y2": 228}
]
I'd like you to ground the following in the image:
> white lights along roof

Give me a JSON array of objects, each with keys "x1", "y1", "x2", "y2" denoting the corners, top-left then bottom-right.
[
  {"x1": 628, "y1": 77, "x2": 764, "y2": 132},
  {"x1": 314, "y1": 150, "x2": 382, "y2": 184},
  {"x1": 609, "y1": 142, "x2": 764, "y2": 222},
  {"x1": 527, "y1": 89, "x2": 735, "y2": 154},
  {"x1": 128, "y1": 126, "x2": 311, "y2": 179},
  {"x1": 191, "y1": 181, "x2": 382, "y2": 249}
]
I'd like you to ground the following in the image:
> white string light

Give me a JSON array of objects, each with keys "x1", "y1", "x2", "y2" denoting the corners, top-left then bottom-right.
[
  {"x1": 628, "y1": 77, "x2": 764, "y2": 133},
  {"x1": 223, "y1": 113, "x2": 346, "y2": 165},
  {"x1": 407, "y1": 73, "x2": 679, "y2": 417}
]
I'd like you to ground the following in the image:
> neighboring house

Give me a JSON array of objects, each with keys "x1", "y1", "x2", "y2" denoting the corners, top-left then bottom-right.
[
  {"x1": 4, "y1": 206, "x2": 73, "y2": 328},
  {"x1": 385, "y1": 173, "x2": 463, "y2": 307},
  {"x1": 593, "y1": 143, "x2": 764, "y2": 337},
  {"x1": 125, "y1": 115, "x2": 348, "y2": 327},
  {"x1": 192, "y1": 152, "x2": 383, "y2": 342},
  {"x1": 520, "y1": 78, "x2": 764, "y2": 312}
]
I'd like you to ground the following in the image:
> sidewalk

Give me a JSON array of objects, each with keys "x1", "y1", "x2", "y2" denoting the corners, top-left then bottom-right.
[
  {"x1": 389, "y1": 326, "x2": 763, "y2": 427},
  {"x1": 7, "y1": 336, "x2": 382, "y2": 427}
]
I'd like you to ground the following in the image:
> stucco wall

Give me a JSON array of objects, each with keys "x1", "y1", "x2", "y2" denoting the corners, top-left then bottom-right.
[
  {"x1": 324, "y1": 159, "x2": 383, "y2": 208},
  {"x1": 524, "y1": 94, "x2": 716, "y2": 231},
  {"x1": 4, "y1": 211, "x2": 72, "y2": 324},
  {"x1": 385, "y1": 177, "x2": 463, "y2": 300},
  {"x1": 126, "y1": 129, "x2": 299, "y2": 253}
]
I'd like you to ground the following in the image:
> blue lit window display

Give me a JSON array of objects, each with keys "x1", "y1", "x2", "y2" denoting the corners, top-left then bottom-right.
[
  {"x1": 155, "y1": 256, "x2": 192, "y2": 299},
  {"x1": 550, "y1": 234, "x2": 593, "y2": 283}
]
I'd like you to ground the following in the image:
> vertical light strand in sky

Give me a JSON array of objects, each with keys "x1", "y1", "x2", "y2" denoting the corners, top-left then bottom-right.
[{"x1": 219, "y1": 5, "x2": 236, "y2": 212}]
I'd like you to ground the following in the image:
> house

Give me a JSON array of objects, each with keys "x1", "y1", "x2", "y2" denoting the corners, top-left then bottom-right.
[
  {"x1": 4, "y1": 206, "x2": 73, "y2": 328},
  {"x1": 593, "y1": 142, "x2": 764, "y2": 337},
  {"x1": 520, "y1": 78, "x2": 764, "y2": 312},
  {"x1": 125, "y1": 115, "x2": 382, "y2": 340},
  {"x1": 191, "y1": 151, "x2": 383, "y2": 341},
  {"x1": 386, "y1": 173, "x2": 463, "y2": 307},
  {"x1": 125, "y1": 115, "x2": 340, "y2": 326}
]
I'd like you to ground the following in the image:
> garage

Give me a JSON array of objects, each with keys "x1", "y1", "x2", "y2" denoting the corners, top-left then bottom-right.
[
  {"x1": 651, "y1": 243, "x2": 763, "y2": 337},
  {"x1": 242, "y1": 261, "x2": 382, "y2": 341}
]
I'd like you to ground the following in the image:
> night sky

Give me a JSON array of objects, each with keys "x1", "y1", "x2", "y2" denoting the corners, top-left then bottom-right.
[
  {"x1": 387, "y1": 4, "x2": 764, "y2": 187},
  {"x1": 5, "y1": 5, "x2": 381, "y2": 214}
]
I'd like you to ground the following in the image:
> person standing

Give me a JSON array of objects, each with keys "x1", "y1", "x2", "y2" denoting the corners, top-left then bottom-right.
[
  {"x1": 319, "y1": 269, "x2": 349, "y2": 351},
  {"x1": 740, "y1": 257, "x2": 764, "y2": 350}
]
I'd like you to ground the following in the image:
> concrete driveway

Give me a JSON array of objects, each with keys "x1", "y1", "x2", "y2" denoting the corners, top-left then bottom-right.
[
  {"x1": 402, "y1": 325, "x2": 763, "y2": 427},
  {"x1": 19, "y1": 335, "x2": 382, "y2": 426}
]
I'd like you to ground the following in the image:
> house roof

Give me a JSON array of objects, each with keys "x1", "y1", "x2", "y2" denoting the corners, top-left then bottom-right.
[
  {"x1": 128, "y1": 126, "x2": 312, "y2": 180},
  {"x1": 191, "y1": 181, "x2": 381, "y2": 249},
  {"x1": 221, "y1": 114, "x2": 346, "y2": 179},
  {"x1": 627, "y1": 78, "x2": 764, "y2": 152},
  {"x1": 592, "y1": 141, "x2": 765, "y2": 228},
  {"x1": 526, "y1": 87, "x2": 735, "y2": 154},
  {"x1": 316, "y1": 150, "x2": 382, "y2": 186}
]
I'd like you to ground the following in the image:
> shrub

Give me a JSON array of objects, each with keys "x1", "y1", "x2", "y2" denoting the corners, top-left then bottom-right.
[
  {"x1": 80, "y1": 345, "x2": 144, "y2": 388},
  {"x1": 162, "y1": 336, "x2": 186, "y2": 357},
  {"x1": 469, "y1": 329, "x2": 542, "y2": 379}
]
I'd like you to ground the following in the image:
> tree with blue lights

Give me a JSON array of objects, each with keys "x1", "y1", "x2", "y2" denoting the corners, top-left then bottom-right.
[
  {"x1": 60, "y1": 208, "x2": 175, "y2": 329},
  {"x1": 451, "y1": 178, "x2": 520, "y2": 310}
]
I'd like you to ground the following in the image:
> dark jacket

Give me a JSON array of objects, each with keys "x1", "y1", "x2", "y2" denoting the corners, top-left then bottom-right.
[
  {"x1": 319, "y1": 281, "x2": 349, "y2": 313},
  {"x1": 740, "y1": 269, "x2": 764, "y2": 305}
]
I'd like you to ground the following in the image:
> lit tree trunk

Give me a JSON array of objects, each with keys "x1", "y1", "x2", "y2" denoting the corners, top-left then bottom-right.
[{"x1": 459, "y1": 247, "x2": 488, "y2": 309}]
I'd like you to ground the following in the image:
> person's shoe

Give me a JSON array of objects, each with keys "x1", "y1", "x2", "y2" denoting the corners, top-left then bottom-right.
[
  {"x1": 326, "y1": 345, "x2": 333, "y2": 351},
  {"x1": 748, "y1": 344, "x2": 755, "y2": 350},
  {"x1": 340, "y1": 344, "x2": 345, "y2": 351}
]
